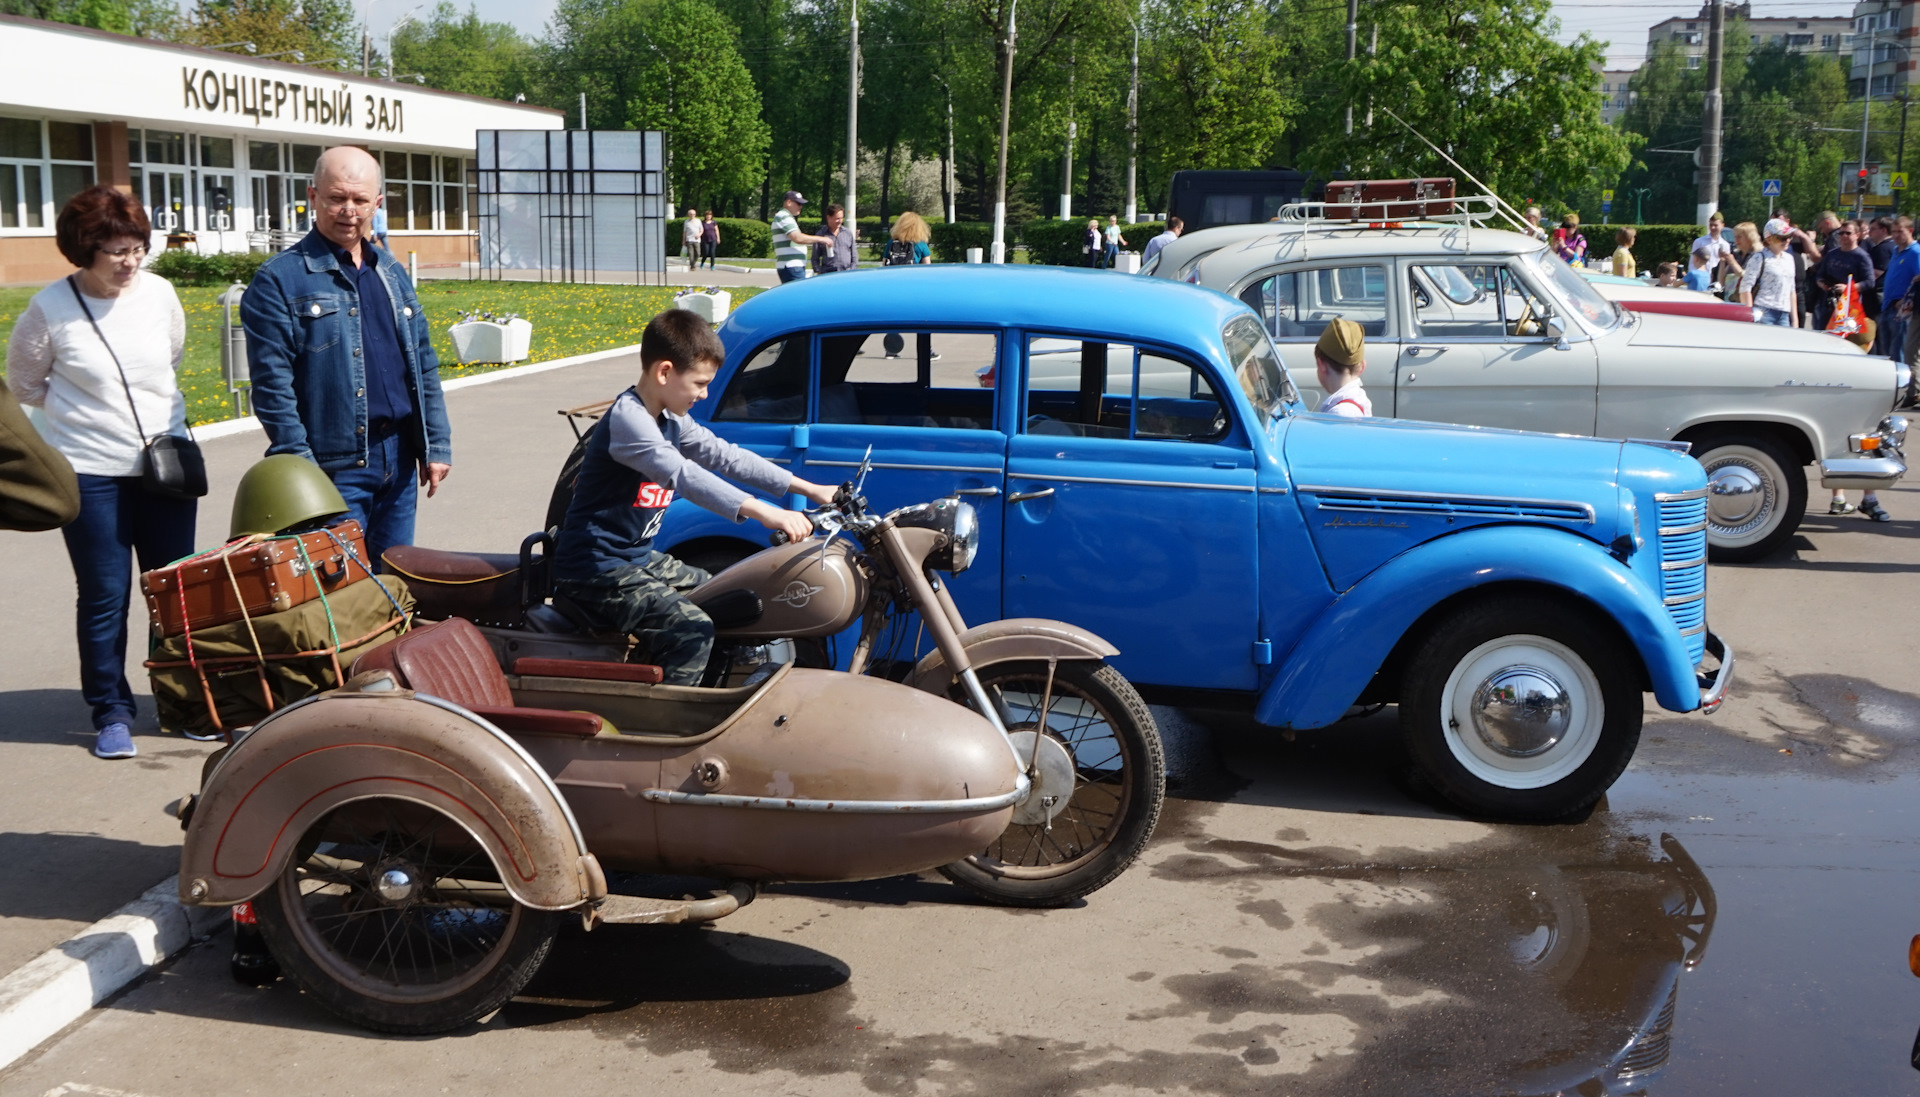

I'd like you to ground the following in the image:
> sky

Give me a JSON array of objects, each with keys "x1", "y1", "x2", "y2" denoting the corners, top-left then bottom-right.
[{"x1": 361, "y1": 0, "x2": 1864, "y2": 70}]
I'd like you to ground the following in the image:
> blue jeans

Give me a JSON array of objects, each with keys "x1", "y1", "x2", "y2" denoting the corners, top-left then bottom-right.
[
  {"x1": 1754, "y1": 307, "x2": 1794, "y2": 327},
  {"x1": 62, "y1": 475, "x2": 197, "y2": 730},
  {"x1": 777, "y1": 265, "x2": 806, "y2": 284},
  {"x1": 330, "y1": 427, "x2": 418, "y2": 570},
  {"x1": 1884, "y1": 313, "x2": 1909, "y2": 362}
]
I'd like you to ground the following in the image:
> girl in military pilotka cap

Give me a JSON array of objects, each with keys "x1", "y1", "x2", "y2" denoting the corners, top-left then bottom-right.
[{"x1": 1313, "y1": 317, "x2": 1372, "y2": 418}]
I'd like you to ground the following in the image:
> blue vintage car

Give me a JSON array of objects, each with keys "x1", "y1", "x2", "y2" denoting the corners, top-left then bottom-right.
[{"x1": 654, "y1": 265, "x2": 1731, "y2": 820}]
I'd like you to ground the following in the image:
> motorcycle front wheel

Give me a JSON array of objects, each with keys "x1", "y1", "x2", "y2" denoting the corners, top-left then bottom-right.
[
  {"x1": 251, "y1": 796, "x2": 564, "y2": 1034},
  {"x1": 940, "y1": 660, "x2": 1165, "y2": 907}
]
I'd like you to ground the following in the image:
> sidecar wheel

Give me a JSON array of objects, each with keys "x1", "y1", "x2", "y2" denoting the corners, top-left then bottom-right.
[
  {"x1": 252, "y1": 797, "x2": 563, "y2": 1035},
  {"x1": 940, "y1": 661, "x2": 1164, "y2": 907}
]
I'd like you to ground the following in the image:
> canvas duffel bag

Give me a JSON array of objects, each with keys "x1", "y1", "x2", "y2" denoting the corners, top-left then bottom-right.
[{"x1": 148, "y1": 573, "x2": 413, "y2": 737}]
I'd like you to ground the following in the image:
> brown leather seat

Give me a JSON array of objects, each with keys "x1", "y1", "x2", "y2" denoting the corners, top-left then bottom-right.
[
  {"x1": 352, "y1": 618, "x2": 604, "y2": 737},
  {"x1": 382, "y1": 545, "x2": 526, "y2": 626},
  {"x1": 381, "y1": 545, "x2": 519, "y2": 583}
]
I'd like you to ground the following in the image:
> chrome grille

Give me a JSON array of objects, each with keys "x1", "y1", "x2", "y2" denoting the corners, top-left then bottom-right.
[
  {"x1": 1617, "y1": 984, "x2": 1679, "y2": 1078},
  {"x1": 1656, "y1": 490, "x2": 1710, "y2": 664}
]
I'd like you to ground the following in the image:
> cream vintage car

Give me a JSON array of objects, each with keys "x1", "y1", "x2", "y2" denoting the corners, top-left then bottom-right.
[{"x1": 1145, "y1": 205, "x2": 1912, "y2": 561}]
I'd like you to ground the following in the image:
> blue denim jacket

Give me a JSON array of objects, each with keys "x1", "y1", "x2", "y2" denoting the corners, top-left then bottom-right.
[{"x1": 241, "y1": 230, "x2": 452, "y2": 472}]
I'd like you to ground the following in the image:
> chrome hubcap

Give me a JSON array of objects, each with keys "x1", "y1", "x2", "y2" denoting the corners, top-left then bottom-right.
[
  {"x1": 1706, "y1": 462, "x2": 1768, "y2": 529},
  {"x1": 1007, "y1": 730, "x2": 1076, "y2": 827},
  {"x1": 1470, "y1": 665, "x2": 1572, "y2": 758},
  {"x1": 375, "y1": 866, "x2": 417, "y2": 904}
]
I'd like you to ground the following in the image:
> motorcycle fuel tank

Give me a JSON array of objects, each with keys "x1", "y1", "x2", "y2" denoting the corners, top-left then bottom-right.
[{"x1": 690, "y1": 537, "x2": 867, "y2": 640}]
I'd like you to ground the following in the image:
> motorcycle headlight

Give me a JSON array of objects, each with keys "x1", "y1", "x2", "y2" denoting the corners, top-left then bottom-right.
[
  {"x1": 892, "y1": 496, "x2": 978, "y2": 574},
  {"x1": 949, "y1": 501, "x2": 979, "y2": 573}
]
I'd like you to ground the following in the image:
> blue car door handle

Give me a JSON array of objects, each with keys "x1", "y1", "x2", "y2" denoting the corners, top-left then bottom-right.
[
  {"x1": 1008, "y1": 487, "x2": 1054, "y2": 503},
  {"x1": 955, "y1": 486, "x2": 1002, "y2": 496}
]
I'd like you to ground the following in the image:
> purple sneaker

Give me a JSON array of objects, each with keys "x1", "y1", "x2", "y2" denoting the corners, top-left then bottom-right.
[{"x1": 93, "y1": 722, "x2": 136, "y2": 759}]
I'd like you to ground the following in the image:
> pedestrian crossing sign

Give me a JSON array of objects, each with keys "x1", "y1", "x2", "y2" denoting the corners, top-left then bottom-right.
[
  {"x1": 1761, "y1": 178, "x2": 1782, "y2": 196},
  {"x1": 1601, "y1": 189, "x2": 1614, "y2": 201},
  {"x1": 1893, "y1": 172, "x2": 1910, "y2": 190}
]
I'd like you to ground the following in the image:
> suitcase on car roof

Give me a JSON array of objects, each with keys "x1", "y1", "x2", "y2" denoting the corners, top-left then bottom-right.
[
  {"x1": 1323, "y1": 177, "x2": 1456, "y2": 221},
  {"x1": 141, "y1": 521, "x2": 375, "y2": 638}
]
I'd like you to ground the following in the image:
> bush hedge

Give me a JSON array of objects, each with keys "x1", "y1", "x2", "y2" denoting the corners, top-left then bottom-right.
[
  {"x1": 146, "y1": 248, "x2": 270, "y2": 287},
  {"x1": 930, "y1": 221, "x2": 995, "y2": 263},
  {"x1": 1021, "y1": 219, "x2": 1167, "y2": 266},
  {"x1": 1581, "y1": 224, "x2": 1702, "y2": 272},
  {"x1": 715, "y1": 217, "x2": 772, "y2": 260}
]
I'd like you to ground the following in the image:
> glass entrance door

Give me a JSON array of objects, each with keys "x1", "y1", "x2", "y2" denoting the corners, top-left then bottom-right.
[{"x1": 145, "y1": 170, "x2": 188, "y2": 233}]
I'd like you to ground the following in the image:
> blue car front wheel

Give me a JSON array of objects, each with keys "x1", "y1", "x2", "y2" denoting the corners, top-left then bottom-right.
[{"x1": 1399, "y1": 595, "x2": 1643, "y2": 822}]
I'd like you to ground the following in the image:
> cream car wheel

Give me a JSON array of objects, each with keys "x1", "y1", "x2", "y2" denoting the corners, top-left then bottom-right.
[
  {"x1": 1695, "y1": 435, "x2": 1805, "y2": 562},
  {"x1": 1438, "y1": 635, "x2": 1605, "y2": 790}
]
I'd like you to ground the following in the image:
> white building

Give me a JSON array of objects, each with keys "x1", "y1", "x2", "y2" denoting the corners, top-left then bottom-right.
[
  {"x1": 0, "y1": 14, "x2": 561, "y2": 284},
  {"x1": 1850, "y1": 0, "x2": 1919, "y2": 100}
]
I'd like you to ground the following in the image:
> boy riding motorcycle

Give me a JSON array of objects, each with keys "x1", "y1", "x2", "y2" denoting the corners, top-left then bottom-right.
[{"x1": 550, "y1": 309, "x2": 837, "y2": 683}]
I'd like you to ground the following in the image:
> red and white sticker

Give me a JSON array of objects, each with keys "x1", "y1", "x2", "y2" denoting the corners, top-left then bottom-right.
[{"x1": 634, "y1": 482, "x2": 675, "y2": 508}]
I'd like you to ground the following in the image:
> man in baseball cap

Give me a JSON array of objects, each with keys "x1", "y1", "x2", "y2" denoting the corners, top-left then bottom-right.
[
  {"x1": 771, "y1": 191, "x2": 835, "y2": 284},
  {"x1": 1313, "y1": 317, "x2": 1372, "y2": 417}
]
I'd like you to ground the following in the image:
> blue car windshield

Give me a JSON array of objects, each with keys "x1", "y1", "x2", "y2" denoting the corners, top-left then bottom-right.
[{"x1": 1222, "y1": 314, "x2": 1298, "y2": 420}]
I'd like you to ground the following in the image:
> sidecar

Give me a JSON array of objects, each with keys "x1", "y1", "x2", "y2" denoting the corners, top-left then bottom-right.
[{"x1": 176, "y1": 617, "x2": 1021, "y2": 1034}]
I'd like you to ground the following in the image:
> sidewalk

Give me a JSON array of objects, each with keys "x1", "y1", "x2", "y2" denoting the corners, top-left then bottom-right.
[
  {"x1": 0, "y1": 348, "x2": 644, "y2": 986},
  {"x1": 416, "y1": 261, "x2": 781, "y2": 290}
]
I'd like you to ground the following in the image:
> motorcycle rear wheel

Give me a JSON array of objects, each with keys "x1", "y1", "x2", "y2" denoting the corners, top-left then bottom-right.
[
  {"x1": 939, "y1": 660, "x2": 1164, "y2": 907},
  {"x1": 252, "y1": 796, "x2": 563, "y2": 1035}
]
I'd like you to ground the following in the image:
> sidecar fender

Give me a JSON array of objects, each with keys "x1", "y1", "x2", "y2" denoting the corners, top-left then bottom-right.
[
  {"x1": 179, "y1": 689, "x2": 606, "y2": 911},
  {"x1": 909, "y1": 618, "x2": 1120, "y2": 694}
]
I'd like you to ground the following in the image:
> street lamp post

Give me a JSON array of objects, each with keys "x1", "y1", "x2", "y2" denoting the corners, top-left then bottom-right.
[
  {"x1": 990, "y1": 0, "x2": 1017, "y2": 264},
  {"x1": 1631, "y1": 187, "x2": 1652, "y2": 224},
  {"x1": 845, "y1": 0, "x2": 860, "y2": 226},
  {"x1": 1125, "y1": 16, "x2": 1139, "y2": 224}
]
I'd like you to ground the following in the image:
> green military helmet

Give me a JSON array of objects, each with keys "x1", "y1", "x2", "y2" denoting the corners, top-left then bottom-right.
[{"x1": 230, "y1": 454, "x2": 349, "y2": 538}]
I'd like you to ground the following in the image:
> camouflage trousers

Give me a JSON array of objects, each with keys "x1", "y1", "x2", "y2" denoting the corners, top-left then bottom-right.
[{"x1": 554, "y1": 552, "x2": 713, "y2": 685}]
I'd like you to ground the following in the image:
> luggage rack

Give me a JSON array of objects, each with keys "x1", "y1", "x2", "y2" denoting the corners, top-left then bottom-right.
[{"x1": 1272, "y1": 183, "x2": 1536, "y2": 259}]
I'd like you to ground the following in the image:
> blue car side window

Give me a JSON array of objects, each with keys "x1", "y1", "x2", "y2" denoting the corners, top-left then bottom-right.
[
  {"x1": 1023, "y1": 335, "x2": 1235, "y2": 445},
  {"x1": 815, "y1": 331, "x2": 997, "y2": 430},
  {"x1": 715, "y1": 337, "x2": 808, "y2": 422}
]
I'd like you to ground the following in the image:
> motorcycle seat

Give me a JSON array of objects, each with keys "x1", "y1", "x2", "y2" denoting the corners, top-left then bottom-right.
[
  {"x1": 381, "y1": 545, "x2": 519, "y2": 584},
  {"x1": 351, "y1": 618, "x2": 606, "y2": 737}
]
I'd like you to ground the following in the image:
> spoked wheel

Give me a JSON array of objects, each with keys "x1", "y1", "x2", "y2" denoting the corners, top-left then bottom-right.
[
  {"x1": 252, "y1": 797, "x2": 563, "y2": 1034},
  {"x1": 939, "y1": 660, "x2": 1165, "y2": 907}
]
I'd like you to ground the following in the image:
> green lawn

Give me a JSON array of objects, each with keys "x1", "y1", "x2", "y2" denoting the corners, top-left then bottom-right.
[{"x1": 1, "y1": 280, "x2": 758, "y2": 425}]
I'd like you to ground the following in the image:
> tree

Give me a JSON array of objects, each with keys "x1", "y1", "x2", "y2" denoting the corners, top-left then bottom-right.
[
  {"x1": 1139, "y1": 0, "x2": 1290, "y2": 173},
  {"x1": 175, "y1": 0, "x2": 361, "y2": 68},
  {"x1": 391, "y1": 3, "x2": 534, "y2": 101},
  {"x1": 0, "y1": 0, "x2": 178, "y2": 36},
  {"x1": 1292, "y1": 0, "x2": 1629, "y2": 209},
  {"x1": 545, "y1": 0, "x2": 771, "y2": 210}
]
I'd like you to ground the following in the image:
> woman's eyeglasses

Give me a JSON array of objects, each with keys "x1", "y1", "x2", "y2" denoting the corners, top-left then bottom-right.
[{"x1": 98, "y1": 245, "x2": 149, "y2": 261}]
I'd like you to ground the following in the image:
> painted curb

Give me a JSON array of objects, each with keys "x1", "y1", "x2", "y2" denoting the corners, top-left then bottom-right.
[
  {"x1": 0, "y1": 876, "x2": 225, "y2": 1072},
  {"x1": 190, "y1": 342, "x2": 643, "y2": 442}
]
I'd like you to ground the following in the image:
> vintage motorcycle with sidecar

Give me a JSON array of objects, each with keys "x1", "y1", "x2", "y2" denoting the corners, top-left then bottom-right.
[
  {"x1": 178, "y1": 611, "x2": 1037, "y2": 1035},
  {"x1": 383, "y1": 451, "x2": 1167, "y2": 908}
]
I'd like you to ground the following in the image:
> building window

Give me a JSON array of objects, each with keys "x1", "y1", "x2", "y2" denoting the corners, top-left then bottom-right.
[
  {"x1": 1688, "y1": 55, "x2": 1702, "y2": 68},
  {"x1": 1, "y1": 116, "x2": 95, "y2": 231},
  {"x1": 1824, "y1": 34, "x2": 1838, "y2": 47}
]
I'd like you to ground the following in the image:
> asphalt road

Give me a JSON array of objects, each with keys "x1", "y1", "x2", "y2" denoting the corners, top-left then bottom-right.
[{"x1": 2, "y1": 357, "x2": 1919, "y2": 1095}]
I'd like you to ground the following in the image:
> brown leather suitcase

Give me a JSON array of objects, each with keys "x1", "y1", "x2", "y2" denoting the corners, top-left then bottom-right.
[
  {"x1": 1322, "y1": 177, "x2": 1456, "y2": 221},
  {"x1": 142, "y1": 521, "x2": 376, "y2": 637}
]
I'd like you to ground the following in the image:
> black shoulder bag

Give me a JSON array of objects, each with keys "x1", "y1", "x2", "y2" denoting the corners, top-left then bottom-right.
[{"x1": 67, "y1": 275, "x2": 207, "y2": 501}]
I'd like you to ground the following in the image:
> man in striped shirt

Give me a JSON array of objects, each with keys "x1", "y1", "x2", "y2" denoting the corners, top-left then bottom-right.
[{"x1": 771, "y1": 191, "x2": 837, "y2": 285}]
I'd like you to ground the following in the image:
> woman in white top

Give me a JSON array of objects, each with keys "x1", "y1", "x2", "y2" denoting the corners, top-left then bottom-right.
[
  {"x1": 1737, "y1": 225, "x2": 1799, "y2": 329},
  {"x1": 4, "y1": 185, "x2": 195, "y2": 760}
]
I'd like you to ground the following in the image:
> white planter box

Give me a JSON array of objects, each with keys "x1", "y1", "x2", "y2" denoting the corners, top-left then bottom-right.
[
  {"x1": 449, "y1": 318, "x2": 533, "y2": 364},
  {"x1": 676, "y1": 291, "x2": 731, "y2": 324},
  {"x1": 1116, "y1": 251, "x2": 1141, "y2": 274}
]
